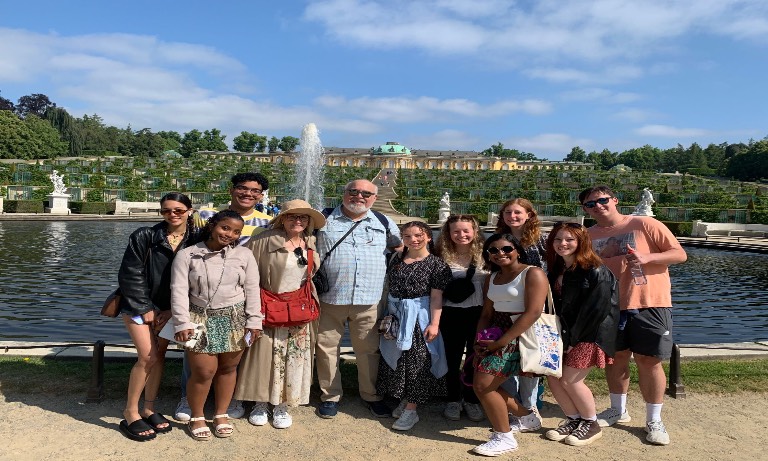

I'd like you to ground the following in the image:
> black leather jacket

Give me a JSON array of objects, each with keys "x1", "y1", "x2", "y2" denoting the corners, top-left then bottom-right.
[
  {"x1": 117, "y1": 222, "x2": 201, "y2": 316},
  {"x1": 549, "y1": 265, "x2": 619, "y2": 357}
]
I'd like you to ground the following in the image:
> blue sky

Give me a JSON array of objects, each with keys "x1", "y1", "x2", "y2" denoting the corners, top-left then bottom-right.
[{"x1": 1, "y1": 0, "x2": 767, "y2": 160}]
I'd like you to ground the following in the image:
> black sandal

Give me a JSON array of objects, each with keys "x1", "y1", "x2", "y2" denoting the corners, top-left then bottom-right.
[
  {"x1": 143, "y1": 413, "x2": 173, "y2": 433},
  {"x1": 119, "y1": 419, "x2": 157, "y2": 442}
]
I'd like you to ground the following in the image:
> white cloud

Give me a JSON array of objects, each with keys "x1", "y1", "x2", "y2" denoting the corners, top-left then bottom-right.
[
  {"x1": 315, "y1": 95, "x2": 551, "y2": 122},
  {"x1": 634, "y1": 124, "x2": 711, "y2": 138},
  {"x1": 304, "y1": 0, "x2": 768, "y2": 84}
]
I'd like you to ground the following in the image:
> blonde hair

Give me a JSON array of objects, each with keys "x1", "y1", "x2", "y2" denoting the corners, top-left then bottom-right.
[
  {"x1": 436, "y1": 215, "x2": 485, "y2": 267},
  {"x1": 495, "y1": 198, "x2": 541, "y2": 247}
]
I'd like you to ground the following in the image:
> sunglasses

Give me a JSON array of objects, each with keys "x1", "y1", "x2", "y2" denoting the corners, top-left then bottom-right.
[
  {"x1": 293, "y1": 248, "x2": 308, "y2": 266},
  {"x1": 486, "y1": 246, "x2": 516, "y2": 255},
  {"x1": 160, "y1": 208, "x2": 189, "y2": 216},
  {"x1": 285, "y1": 214, "x2": 310, "y2": 222},
  {"x1": 234, "y1": 184, "x2": 264, "y2": 195},
  {"x1": 346, "y1": 188, "x2": 375, "y2": 198},
  {"x1": 582, "y1": 197, "x2": 611, "y2": 208}
]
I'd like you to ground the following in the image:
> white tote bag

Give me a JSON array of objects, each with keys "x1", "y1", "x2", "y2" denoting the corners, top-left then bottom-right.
[{"x1": 518, "y1": 286, "x2": 563, "y2": 377}]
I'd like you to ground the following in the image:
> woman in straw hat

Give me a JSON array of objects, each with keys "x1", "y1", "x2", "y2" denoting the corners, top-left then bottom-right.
[{"x1": 233, "y1": 199, "x2": 325, "y2": 430}]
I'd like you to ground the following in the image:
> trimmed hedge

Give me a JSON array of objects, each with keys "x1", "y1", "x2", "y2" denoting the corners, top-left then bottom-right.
[
  {"x1": 68, "y1": 201, "x2": 116, "y2": 214},
  {"x1": 3, "y1": 200, "x2": 45, "y2": 213}
]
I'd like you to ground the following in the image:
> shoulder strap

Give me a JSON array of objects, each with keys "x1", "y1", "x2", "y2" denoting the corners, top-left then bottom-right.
[
  {"x1": 465, "y1": 263, "x2": 476, "y2": 279},
  {"x1": 371, "y1": 210, "x2": 392, "y2": 240},
  {"x1": 320, "y1": 219, "x2": 363, "y2": 265}
]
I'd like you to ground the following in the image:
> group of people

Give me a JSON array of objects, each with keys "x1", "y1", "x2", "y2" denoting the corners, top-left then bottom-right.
[{"x1": 114, "y1": 174, "x2": 687, "y2": 456}]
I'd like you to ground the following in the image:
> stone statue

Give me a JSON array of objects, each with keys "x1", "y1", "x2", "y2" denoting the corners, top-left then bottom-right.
[
  {"x1": 49, "y1": 170, "x2": 67, "y2": 194},
  {"x1": 440, "y1": 192, "x2": 450, "y2": 210},
  {"x1": 632, "y1": 188, "x2": 655, "y2": 216},
  {"x1": 438, "y1": 192, "x2": 451, "y2": 224}
]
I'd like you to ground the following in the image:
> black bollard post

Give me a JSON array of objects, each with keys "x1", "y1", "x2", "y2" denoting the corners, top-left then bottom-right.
[
  {"x1": 666, "y1": 343, "x2": 686, "y2": 399},
  {"x1": 86, "y1": 340, "x2": 106, "y2": 403}
]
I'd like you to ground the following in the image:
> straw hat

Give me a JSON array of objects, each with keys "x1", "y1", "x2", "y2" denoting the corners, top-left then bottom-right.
[{"x1": 270, "y1": 199, "x2": 326, "y2": 229}]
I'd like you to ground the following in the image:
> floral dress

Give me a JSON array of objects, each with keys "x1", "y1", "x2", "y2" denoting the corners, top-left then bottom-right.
[{"x1": 376, "y1": 253, "x2": 452, "y2": 404}]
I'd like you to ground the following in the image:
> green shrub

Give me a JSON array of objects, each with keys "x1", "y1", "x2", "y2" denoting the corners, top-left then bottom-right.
[
  {"x1": 662, "y1": 221, "x2": 692, "y2": 237},
  {"x1": 4, "y1": 200, "x2": 44, "y2": 213},
  {"x1": 69, "y1": 201, "x2": 116, "y2": 214}
]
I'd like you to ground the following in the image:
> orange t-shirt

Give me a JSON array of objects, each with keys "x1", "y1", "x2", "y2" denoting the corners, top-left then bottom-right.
[{"x1": 588, "y1": 216, "x2": 683, "y2": 310}]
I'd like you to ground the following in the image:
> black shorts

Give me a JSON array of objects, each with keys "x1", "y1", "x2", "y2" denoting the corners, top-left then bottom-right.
[{"x1": 615, "y1": 307, "x2": 673, "y2": 360}]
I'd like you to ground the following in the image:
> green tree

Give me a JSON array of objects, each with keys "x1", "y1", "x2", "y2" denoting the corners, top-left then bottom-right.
[
  {"x1": 565, "y1": 146, "x2": 587, "y2": 162},
  {"x1": 202, "y1": 128, "x2": 227, "y2": 152},
  {"x1": 46, "y1": 107, "x2": 82, "y2": 156},
  {"x1": 25, "y1": 115, "x2": 68, "y2": 158},
  {"x1": 157, "y1": 131, "x2": 182, "y2": 152},
  {"x1": 0, "y1": 91, "x2": 14, "y2": 112},
  {"x1": 233, "y1": 131, "x2": 267, "y2": 152},
  {"x1": 279, "y1": 136, "x2": 300, "y2": 153},
  {"x1": 179, "y1": 129, "x2": 205, "y2": 156},
  {"x1": 16, "y1": 93, "x2": 56, "y2": 119},
  {"x1": 268, "y1": 136, "x2": 280, "y2": 153}
]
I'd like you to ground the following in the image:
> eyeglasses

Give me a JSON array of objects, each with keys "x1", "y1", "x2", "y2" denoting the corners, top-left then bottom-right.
[
  {"x1": 285, "y1": 214, "x2": 310, "y2": 222},
  {"x1": 293, "y1": 248, "x2": 308, "y2": 266},
  {"x1": 346, "y1": 188, "x2": 375, "y2": 198},
  {"x1": 582, "y1": 197, "x2": 611, "y2": 208},
  {"x1": 486, "y1": 246, "x2": 516, "y2": 255},
  {"x1": 234, "y1": 184, "x2": 264, "y2": 195},
  {"x1": 554, "y1": 222, "x2": 583, "y2": 229},
  {"x1": 160, "y1": 208, "x2": 189, "y2": 216}
]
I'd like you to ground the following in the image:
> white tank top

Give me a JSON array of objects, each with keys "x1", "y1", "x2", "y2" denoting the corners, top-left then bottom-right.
[{"x1": 487, "y1": 266, "x2": 531, "y2": 314}]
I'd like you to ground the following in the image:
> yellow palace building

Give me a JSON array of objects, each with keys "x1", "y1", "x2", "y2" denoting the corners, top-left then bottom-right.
[{"x1": 202, "y1": 142, "x2": 594, "y2": 171}]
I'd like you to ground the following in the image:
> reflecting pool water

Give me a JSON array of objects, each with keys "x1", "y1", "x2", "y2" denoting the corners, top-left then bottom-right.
[{"x1": 1, "y1": 221, "x2": 766, "y2": 344}]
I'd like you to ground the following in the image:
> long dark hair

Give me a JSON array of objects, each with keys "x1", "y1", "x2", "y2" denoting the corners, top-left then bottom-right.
[
  {"x1": 160, "y1": 192, "x2": 195, "y2": 233},
  {"x1": 201, "y1": 210, "x2": 244, "y2": 248},
  {"x1": 482, "y1": 233, "x2": 528, "y2": 272}
]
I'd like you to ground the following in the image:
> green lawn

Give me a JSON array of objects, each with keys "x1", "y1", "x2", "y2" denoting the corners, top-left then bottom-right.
[{"x1": 1, "y1": 356, "x2": 766, "y2": 397}]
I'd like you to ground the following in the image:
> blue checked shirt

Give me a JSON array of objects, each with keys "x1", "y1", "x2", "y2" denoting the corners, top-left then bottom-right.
[{"x1": 317, "y1": 207, "x2": 402, "y2": 305}]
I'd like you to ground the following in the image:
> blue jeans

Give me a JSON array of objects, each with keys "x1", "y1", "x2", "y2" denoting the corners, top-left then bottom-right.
[{"x1": 499, "y1": 375, "x2": 539, "y2": 409}]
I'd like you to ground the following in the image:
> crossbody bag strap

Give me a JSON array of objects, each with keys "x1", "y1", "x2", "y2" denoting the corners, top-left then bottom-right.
[
  {"x1": 465, "y1": 263, "x2": 476, "y2": 279},
  {"x1": 319, "y1": 219, "x2": 363, "y2": 266}
]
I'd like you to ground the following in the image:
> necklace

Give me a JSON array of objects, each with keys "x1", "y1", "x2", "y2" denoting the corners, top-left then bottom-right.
[{"x1": 168, "y1": 231, "x2": 185, "y2": 245}]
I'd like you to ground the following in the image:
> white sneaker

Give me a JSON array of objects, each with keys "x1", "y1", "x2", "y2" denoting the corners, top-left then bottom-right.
[
  {"x1": 473, "y1": 431, "x2": 518, "y2": 456},
  {"x1": 227, "y1": 399, "x2": 245, "y2": 419},
  {"x1": 645, "y1": 420, "x2": 670, "y2": 445},
  {"x1": 463, "y1": 402, "x2": 485, "y2": 422},
  {"x1": 510, "y1": 411, "x2": 541, "y2": 433},
  {"x1": 392, "y1": 409, "x2": 419, "y2": 431},
  {"x1": 443, "y1": 401, "x2": 461, "y2": 421},
  {"x1": 392, "y1": 399, "x2": 407, "y2": 419},
  {"x1": 596, "y1": 407, "x2": 631, "y2": 427},
  {"x1": 248, "y1": 401, "x2": 270, "y2": 426},
  {"x1": 174, "y1": 397, "x2": 191, "y2": 422},
  {"x1": 272, "y1": 403, "x2": 292, "y2": 429}
]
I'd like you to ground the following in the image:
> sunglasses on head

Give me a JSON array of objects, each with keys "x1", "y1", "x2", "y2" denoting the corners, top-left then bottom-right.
[
  {"x1": 293, "y1": 247, "x2": 308, "y2": 266},
  {"x1": 582, "y1": 197, "x2": 612, "y2": 208},
  {"x1": 160, "y1": 208, "x2": 189, "y2": 216},
  {"x1": 346, "y1": 188, "x2": 375, "y2": 198},
  {"x1": 486, "y1": 245, "x2": 516, "y2": 255}
]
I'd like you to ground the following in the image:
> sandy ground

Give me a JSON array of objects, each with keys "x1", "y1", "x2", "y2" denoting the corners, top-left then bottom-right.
[{"x1": 0, "y1": 389, "x2": 762, "y2": 461}]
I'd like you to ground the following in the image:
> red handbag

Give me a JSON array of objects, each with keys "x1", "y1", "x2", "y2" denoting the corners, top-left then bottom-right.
[{"x1": 261, "y1": 248, "x2": 320, "y2": 328}]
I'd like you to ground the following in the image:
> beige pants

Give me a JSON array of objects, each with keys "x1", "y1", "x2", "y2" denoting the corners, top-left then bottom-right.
[{"x1": 315, "y1": 302, "x2": 382, "y2": 402}]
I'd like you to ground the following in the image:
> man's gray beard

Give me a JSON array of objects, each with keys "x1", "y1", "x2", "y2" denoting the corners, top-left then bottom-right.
[{"x1": 343, "y1": 202, "x2": 370, "y2": 215}]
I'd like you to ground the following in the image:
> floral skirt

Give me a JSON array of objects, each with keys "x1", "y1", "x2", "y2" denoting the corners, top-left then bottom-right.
[
  {"x1": 189, "y1": 301, "x2": 246, "y2": 354},
  {"x1": 564, "y1": 342, "x2": 614, "y2": 369},
  {"x1": 476, "y1": 311, "x2": 522, "y2": 379}
]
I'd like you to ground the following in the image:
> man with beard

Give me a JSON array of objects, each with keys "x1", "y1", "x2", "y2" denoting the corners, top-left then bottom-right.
[{"x1": 315, "y1": 179, "x2": 402, "y2": 419}]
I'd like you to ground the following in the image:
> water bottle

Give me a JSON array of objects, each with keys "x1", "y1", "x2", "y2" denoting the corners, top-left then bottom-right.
[{"x1": 627, "y1": 247, "x2": 648, "y2": 285}]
